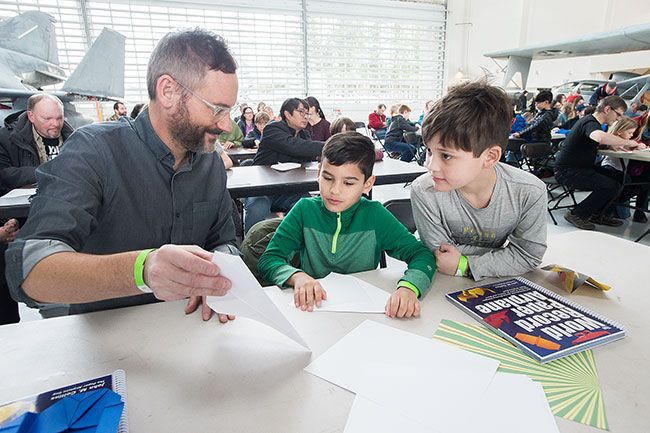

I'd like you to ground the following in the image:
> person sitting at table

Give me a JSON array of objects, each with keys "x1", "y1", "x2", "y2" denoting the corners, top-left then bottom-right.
[
  {"x1": 237, "y1": 106, "x2": 255, "y2": 137},
  {"x1": 512, "y1": 90, "x2": 556, "y2": 143},
  {"x1": 305, "y1": 96, "x2": 331, "y2": 142},
  {"x1": 245, "y1": 111, "x2": 270, "y2": 143},
  {"x1": 243, "y1": 98, "x2": 325, "y2": 233},
  {"x1": 258, "y1": 132, "x2": 435, "y2": 318},
  {"x1": 555, "y1": 96, "x2": 646, "y2": 230},
  {"x1": 6, "y1": 29, "x2": 241, "y2": 320},
  {"x1": 599, "y1": 116, "x2": 650, "y2": 223},
  {"x1": 218, "y1": 118, "x2": 244, "y2": 149},
  {"x1": 368, "y1": 104, "x2": 387, "y2": 140},
  {"x1": 0, "y1": 93, "x2": 74, "y2": 196},
  {"x1": 330, "y1": 117, "x2": 383, "y2": 160},
  {"x1": 384, "y1": 104, "x2": 418, "y2": 162},
  {"x1": 411, "y1": 81, "x2": 548, "y2": 280}
]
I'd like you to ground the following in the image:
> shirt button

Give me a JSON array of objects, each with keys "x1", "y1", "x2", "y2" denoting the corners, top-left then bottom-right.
[{"x1": 175, "y1": 212, "x2": 180, "y2": 218}]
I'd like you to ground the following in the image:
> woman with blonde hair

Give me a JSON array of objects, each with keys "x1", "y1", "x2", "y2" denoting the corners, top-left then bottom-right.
[{"x1": 601, "y1": 116, "x2": 649, "y2": 223}]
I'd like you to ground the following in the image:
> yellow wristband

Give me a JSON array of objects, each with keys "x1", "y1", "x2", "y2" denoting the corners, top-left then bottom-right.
[
  {"x1": 134, "y1": 249, "x2": 155, "y2": 293},
  {"x1": 398, "y1": 280, "x2": 420, "y2": 298},
  {"x1": 455, "y1": 255, "x2": 468, "y2": 277}
]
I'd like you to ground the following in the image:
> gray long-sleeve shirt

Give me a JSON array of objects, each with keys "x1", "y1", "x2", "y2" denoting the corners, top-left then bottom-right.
[
  {"x1": 5, "y1": 108, "x2": 237, "y2": 316},
  {"x1": 410, "y1": 163, "x2": 547, "y2": 280}
]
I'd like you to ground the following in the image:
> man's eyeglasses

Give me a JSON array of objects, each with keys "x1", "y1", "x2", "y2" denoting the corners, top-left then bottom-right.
[
  {"x1": 172, "y1": 77, "x2": 232, "y2": 120},
  {"x1": 614, "y1": 109, "x2": 625, "y2": 119},
  {"x1": 294, "y1": 108, "x2": 310, "y2": 117}
]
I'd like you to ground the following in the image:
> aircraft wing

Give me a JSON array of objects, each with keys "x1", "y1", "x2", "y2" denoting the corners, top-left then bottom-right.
[
  {"x1": 0, "y1": 62, "x2": 25, "y2": 89},
  {"x1": 485, "y1": 23, "x2": 650, "y2": 60}
]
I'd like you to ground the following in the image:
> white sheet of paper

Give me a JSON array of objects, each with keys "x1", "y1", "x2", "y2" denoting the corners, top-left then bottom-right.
[
  {"x1": 343, "y1": 395, "x2": 436, "y2": 433},
  {"x1": 353, "y1": 362, "x2": 496, "y2": 432},
  {"x1": 207, "y1": 252, "x2": 309, "y2": 349},
  {"x1": 313, "y1": 273, "x2": 390, "y2": 314},
  {"x1": 304, "y1": 320, "x2": 500, "y2": 394},
  {"x1": 271, "y1": 162, "x2": 301, "y2": 171},
  {"x1": 0, "y1": 188, "x2": 36, "y2": 205},
  {"x1": 460, "y1": 373, "x2": 559, "y2": 433}
]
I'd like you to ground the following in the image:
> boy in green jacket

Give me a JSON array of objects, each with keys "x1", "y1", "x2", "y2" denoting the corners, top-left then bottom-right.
[{"x1": 258, "y1": 132, "x2": 436, "y2": 318}]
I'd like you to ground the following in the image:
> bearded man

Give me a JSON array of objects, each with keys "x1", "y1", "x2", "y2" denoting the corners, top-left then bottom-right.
[{"x1": 6, "y1": 29, "x2": 239, "y2": 321}]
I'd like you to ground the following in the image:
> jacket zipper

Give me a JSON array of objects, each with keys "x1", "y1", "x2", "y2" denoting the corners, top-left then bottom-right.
[{"x1": 331, "y1": 212, "x2": 342, "y2": 254}]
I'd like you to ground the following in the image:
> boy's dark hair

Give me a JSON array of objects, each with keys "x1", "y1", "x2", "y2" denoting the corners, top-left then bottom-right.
[
  {"x1": 584, "y1": 105, "x2": 596, "y2": 116},
  {"x1": 280, "y1": 98, "x2": 307, "y2": 121},
  {"x1": 321, "y1": 131, "x2": 375, "y2": 180},
  {"x1": 638, "y1": 104, "x2": 648, "y2": 112},
  {"x1": 596, "y1": 95, "x2": 627, "y2": 113},
  {"x1": 421, "y1": 81, "x2": 511, "y2": 157},
  {"x1": 535, "y1": 91, "x2": 553, "y2": 104}
]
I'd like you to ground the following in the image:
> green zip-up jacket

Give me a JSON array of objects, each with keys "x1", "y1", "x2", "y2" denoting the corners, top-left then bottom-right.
[{"x1": 258, "y1": 196, "x2": 436, "y2": 297}]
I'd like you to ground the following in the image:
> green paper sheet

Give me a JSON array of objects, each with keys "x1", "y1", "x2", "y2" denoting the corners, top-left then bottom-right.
[{"x1": 433, "y1": 319, "x2": 608, "y2": 430}]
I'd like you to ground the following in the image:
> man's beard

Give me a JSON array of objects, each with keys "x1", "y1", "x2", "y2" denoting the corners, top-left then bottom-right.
[{"x1": 169, "y1": 98, "x2": 223, "y2": 154}]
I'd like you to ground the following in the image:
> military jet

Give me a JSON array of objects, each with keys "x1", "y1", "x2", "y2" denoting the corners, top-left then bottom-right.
[{"x1": 0, "y1": 11, "x2": 125, "y2": 128}]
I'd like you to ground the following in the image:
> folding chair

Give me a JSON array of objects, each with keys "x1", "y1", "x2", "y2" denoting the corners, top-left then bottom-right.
[
  {"x1": 403, "y1": 131, "x2": 425, "y2": 165},
  {"x1": 520, "y1": 143, "x2": 577, "y2": 225},
  {"x1": 380, "y1": 198, "x2": 416, "y2": 268},
  {"x1": 503, "y1": 138, "x2": 526, "y2": 168},
  {"x1": 355, "y1": 121, "x2": 370, "y2": 137}
]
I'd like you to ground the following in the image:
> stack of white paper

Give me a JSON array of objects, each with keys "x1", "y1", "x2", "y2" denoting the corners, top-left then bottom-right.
[
  {"x1": 312, "y1": 272, "x2": 390, "y2": 314},
  {"x1": 305, "y1": 320, "x2": 559, "y2": 433},
  {"x1": 0, "y1": 187, "x2": 36, "y2": 205}
]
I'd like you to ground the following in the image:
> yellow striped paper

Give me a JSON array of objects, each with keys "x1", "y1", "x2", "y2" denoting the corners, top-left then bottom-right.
[{"x1": 433, "y1": 319, "x2": 608, "y2": 430}]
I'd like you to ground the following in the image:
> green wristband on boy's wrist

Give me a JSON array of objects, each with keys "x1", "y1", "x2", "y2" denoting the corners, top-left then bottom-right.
[
  {"x1": 134, "y1": 248, "x2": 155, "y2": 293},
  {"x1": 397, "y1": 280, "x2": 420, "y2": 298},
  {"x1": 455, "y1": 255, "x2": 468, "y2": 277}
]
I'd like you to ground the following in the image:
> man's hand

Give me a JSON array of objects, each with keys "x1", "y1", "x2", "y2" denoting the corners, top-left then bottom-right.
[
  {"x1": 143, "y1": 245, "x2": 231, "y2": 301},
  {"x1": 434, "y1": 243, "x2": 462, "y2": 276},
  {"x1": 222, "y1": 141, "x2": 235, "y2": 150},
  {"x1": 0, "y1": 219, "x2": 19, "y2": 244},
  {"x1": 185, "y1": 296, "x2": 235, "y2": 323},
  {"x1": 385, "y1": 286, "x2": 420, "y2": 318},
  {"x1": 288, "y1": 272, "x2": 327, "y2": 312}
]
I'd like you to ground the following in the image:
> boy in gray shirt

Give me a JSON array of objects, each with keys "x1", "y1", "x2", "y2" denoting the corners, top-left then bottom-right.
[{"x1": 411, "y1": 81, "x2": 547, "y2": 280}]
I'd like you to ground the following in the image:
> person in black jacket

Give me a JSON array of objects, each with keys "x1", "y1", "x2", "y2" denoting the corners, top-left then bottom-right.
[
  {"x1": 0, "y1": 93, "x2": 73, "y2": 325},
  {"x1": 243, "y1": 98, "x2": 324, "y2": 232},
  {"x1": 384, "y1": 104, "x2": 418, "y2": 161},
  {"x1": 512, "y1": 90, "x2": 556, "y2": 143},
  {"x1": 589, "y1": 81, "x2": 618, "y2": 106},
  {"x1": 0, "y1": 94, "x2": 73, "y2": 196}
]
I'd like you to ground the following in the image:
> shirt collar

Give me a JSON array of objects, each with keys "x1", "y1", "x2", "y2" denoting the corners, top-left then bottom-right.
[
  {"x1": 316, "y1": 195, "x2": 365, "y2": 221},
  {"x1": 133, "y1": 106, "x2": 195, "y2": 169}
]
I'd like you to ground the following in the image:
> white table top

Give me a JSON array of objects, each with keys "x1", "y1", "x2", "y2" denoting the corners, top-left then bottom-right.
[
  {"x1": 1, "y1": 231, "x2": 647, "y2": 432},
  {"x1": 598, "y1": 148, "x2": 650, "y2": 162}
]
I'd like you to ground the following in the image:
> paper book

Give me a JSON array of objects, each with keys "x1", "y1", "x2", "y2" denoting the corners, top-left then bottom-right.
[
  {"x1": 446, "y1": 277, "x2": 625, "y2": 363},
  {"x1": 0, "y1": 370, "x2": 128, "y2": 432}
]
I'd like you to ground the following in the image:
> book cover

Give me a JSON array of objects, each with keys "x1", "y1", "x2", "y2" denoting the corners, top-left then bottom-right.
[
  {"x1": 445, "y1": 277, "x2": 625, "y2": 363},
  {"x1": 0, "y1": 370, "x2": 128, "y2": 432}
]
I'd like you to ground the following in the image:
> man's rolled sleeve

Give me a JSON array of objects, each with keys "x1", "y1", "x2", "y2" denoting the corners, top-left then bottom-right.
[{"x1": 6, "y1": 238, "x2": 74, "y2": 309}]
